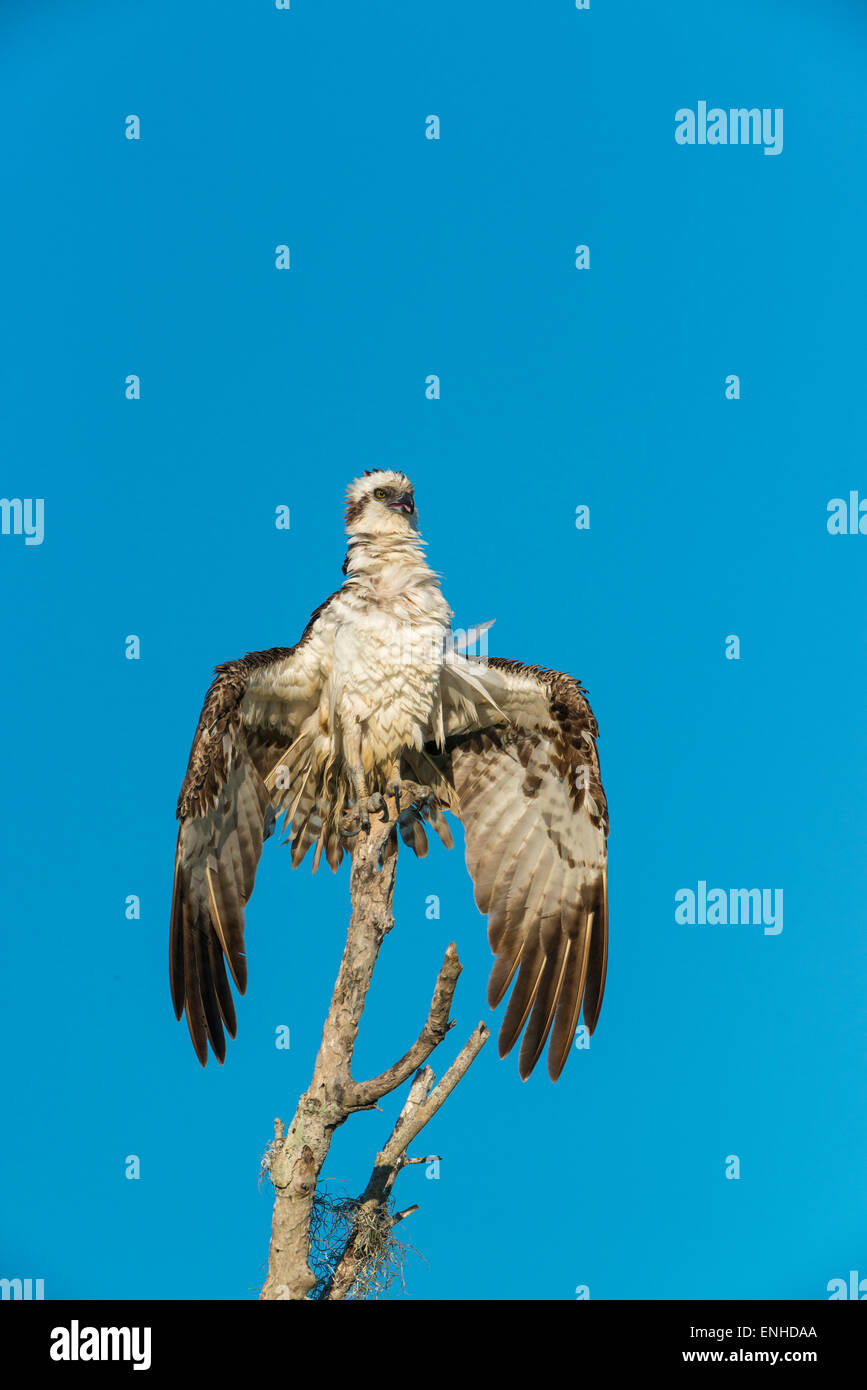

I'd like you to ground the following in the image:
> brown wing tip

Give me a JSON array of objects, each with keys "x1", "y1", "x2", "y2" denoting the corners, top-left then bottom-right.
[
  {"x1": 187, "y1": 1016, "x2": 230, "y2": 1067},
  {"x1": 230, "y1": 955, "x2": 248, "y2": 995},
  {"x1": 187, "y1": 1015, "x2": 209, "y2": 1067},
  {"x1": 547, "y1": 1047, "x2": 569, "y2": 1083},
  {"x1": 518, "y1": 1035, "x2": 548, "y2": 1080}
]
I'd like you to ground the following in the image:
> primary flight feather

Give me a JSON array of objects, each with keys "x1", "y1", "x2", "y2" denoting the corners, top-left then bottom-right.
[{"x1": 170, "y1": 471, "x2": 609, "y2": 1080}]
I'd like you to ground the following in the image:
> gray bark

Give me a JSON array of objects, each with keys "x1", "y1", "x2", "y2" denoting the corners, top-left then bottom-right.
[{"x1": 260, "y1": 804, "x2": 489, "y2": 1300}]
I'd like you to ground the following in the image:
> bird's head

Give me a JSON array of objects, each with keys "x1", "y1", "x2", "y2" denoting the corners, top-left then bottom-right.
[{"x1": 344, "y1": 470, "x2": 418, "y2": 537}]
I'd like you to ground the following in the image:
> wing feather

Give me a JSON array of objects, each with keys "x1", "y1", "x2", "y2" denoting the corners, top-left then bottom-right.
[
  {"x1": 170, "y1": 597, "x2": 337, "y2": 1064},
  {"x1": 518, "y1": 920, "x2": 571, "y2": 1079},
  {"x1": 547, "y1": 910, "x2": 594, "y2": 1080},
  {"x1": 582, "y1": 873, "x2": 609, "y2": 1033},
  {"x1": 442, "y1": 656, "x2": 609, "y2": 1081}
]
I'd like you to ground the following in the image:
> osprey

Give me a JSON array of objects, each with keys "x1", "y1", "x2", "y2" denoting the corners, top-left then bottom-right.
[{"x1": 170, "y1": 470, "x2": 609, "y2": 1080}]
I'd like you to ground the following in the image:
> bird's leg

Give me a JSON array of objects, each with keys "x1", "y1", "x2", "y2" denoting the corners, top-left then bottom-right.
[
  {"x1": 384, "y1": 760, "x2": 403, "y2": 818},
  {"x1": 379, "y1": 762, "x2": 438, "y2": 858},
  {"x1": 339, "y1": 716, "x2": 386, "y2": 838},
  {"x1": 384, "y1": 760, "x2": 434, "y2": 819}
]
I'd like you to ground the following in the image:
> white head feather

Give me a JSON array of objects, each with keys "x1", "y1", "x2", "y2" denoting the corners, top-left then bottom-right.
[{"x1": 344, "y1": 470, "x2": 418, "y2": 536}]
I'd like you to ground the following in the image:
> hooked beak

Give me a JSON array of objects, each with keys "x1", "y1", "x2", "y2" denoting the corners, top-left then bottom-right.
[{"x1": 388, "y1": 492, "x2": 414, "y2": 513}]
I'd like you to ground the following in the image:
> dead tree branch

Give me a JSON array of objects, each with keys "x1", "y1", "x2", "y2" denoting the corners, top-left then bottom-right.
[
  {"x1": 260, "y1": 799, "x2": 488, "y2": 1300},
  {"x1": 322, "y1": 1023, "x2": 490, "y2": 1300}
]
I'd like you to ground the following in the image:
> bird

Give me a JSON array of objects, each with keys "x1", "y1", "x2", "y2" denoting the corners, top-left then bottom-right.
[{"x1": 170, "y1": 469, "x2": 609, "y2": 1081}]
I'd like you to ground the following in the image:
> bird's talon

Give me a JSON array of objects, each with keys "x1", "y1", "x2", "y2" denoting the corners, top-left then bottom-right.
[
  {"x1": 342, "y1": 793, "x2": 392, "y2": 838},
  {"x1": 385, "y1": 779, "x2": 434, "y2": 816}
]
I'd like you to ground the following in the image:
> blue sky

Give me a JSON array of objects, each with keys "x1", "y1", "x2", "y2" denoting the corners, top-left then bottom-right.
[{"x1": 1, "y1": 0, "x2": 866, "y2": 1300}]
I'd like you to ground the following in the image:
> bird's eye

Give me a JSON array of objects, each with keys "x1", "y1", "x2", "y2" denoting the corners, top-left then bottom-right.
[{"x1": 374, "y1": 488, "x2": 386, "y2": 499}]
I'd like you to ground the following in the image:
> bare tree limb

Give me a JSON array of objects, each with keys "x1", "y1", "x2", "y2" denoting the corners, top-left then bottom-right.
[
  {"x1": 259, "y1": 799, "x2": 488, "y2": 1301},
  {"x1": 392, "y1": 1205, "x2": 419, "y2": 1225},
  {"x1": 322, "y1": 1022, "x2": 490, "y2": 1301},
  {"x1": 346, "y1": 942, "x2": 463, "y2": 1109}
]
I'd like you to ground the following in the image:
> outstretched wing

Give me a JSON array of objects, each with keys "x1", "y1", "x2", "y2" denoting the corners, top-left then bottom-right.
[
  {"x1": 437, "y1": 655, "x2": 609, "y2": 1081},
  {"x1": 169, "y1": 598, "x2": 338, "y2": 1065}
]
